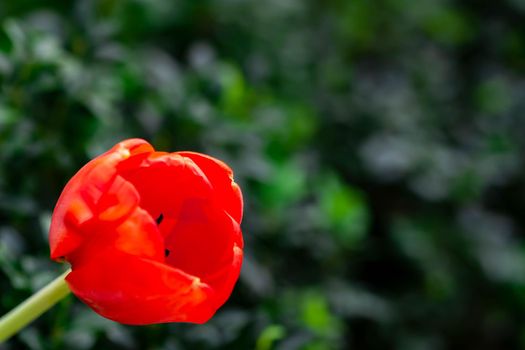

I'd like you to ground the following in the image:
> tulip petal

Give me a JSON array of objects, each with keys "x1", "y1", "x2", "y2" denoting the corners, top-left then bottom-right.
[
  {"x1": 50, "y1": 156, "x2": 118, "y2": 259},
  {"x1": 50, "y1": 139, "x2": 154, "y2": 260},
  {"x1": 98, "y1": 175, "x2": 140, "y2": 223},
  {"x1": 66, "y1": 252, "x2": 217, "y2": 324},
  {"x1": 164, "y1": 197, "x2": 243, "y2": 302},
  {"x1": 67, "y1": 207, "x2": 165, "y2": 268},
  {"x1": 178, "y1": 152, "x2": 243, "y2": 224},
  {"x1": 120, "y1": 153, "x2": 213, "y2": 221}
]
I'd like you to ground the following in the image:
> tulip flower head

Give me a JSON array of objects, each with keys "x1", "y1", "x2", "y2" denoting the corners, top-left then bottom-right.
[{"x1": 49, "y1": 139, "x2": 243, "y2": 325}]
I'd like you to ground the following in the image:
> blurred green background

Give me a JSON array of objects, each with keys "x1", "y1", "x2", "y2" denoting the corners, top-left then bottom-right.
[{"x1": 1, "y1": 1, "x2": 525, "y2": 349}]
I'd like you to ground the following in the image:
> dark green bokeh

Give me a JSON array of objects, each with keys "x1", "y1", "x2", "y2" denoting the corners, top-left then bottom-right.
[{"x1": 1, "y1": 1, "x2": 525, "y2": 349}]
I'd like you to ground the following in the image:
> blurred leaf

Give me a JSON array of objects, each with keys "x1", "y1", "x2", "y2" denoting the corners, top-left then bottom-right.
[
  {"x1": 318, "y1": 174, "x2": 369, "y2": 248},
  {"x1": 256, "y1": 324, "x2": 286, "y2": 350},
  {"x1": 392, "y1": 218, "x2": 457, "y2": 299},
  {"x1": 422, "y1": 7, "x2": 474, "y2": 45},
  {"x1": 474, "y1": 77, "x2": 514, "y2": 115},
  {"x1": 300, "y1": 293, "x2": 333, "y2": 335},
  {"x1": 259, "y1": 160, "x2": 307, "y2": 210},
  {"x1": 219, "y1": 63, "x2": 248, "y2": 118}
]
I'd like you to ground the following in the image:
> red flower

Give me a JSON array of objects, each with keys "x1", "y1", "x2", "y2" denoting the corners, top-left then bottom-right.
[{"x1": 49, "y1": 139, "x2": 243, "y2": 325}]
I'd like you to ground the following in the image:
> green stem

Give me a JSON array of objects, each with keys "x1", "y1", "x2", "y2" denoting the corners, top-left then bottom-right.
[{"x1": 0, "y1": 269, "x2": 71, "y2": 343}]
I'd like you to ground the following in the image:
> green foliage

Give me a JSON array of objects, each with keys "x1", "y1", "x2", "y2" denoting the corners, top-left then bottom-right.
[
  {"x1": 256, "y1": 325, "x2": 285, "y2": 350},
  {"x1": 319, "y1": 174, "x2": 369, "y2": 248},
  {"x1": 1, "y1": 0, "x2": 525, "y2": 349}
]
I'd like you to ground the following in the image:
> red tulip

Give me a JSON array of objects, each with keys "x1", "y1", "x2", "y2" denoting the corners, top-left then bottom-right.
[{"x1": 49, "y1": 139, "x2": 243, "y2": 325}]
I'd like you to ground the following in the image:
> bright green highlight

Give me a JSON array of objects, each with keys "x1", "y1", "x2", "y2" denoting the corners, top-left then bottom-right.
[
  {"x1": 256, "y1": 324, "x2": 286, "y2": 350},
  {"x1": 0, "y1": 269, "x2": 71, "y2": 343}
]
